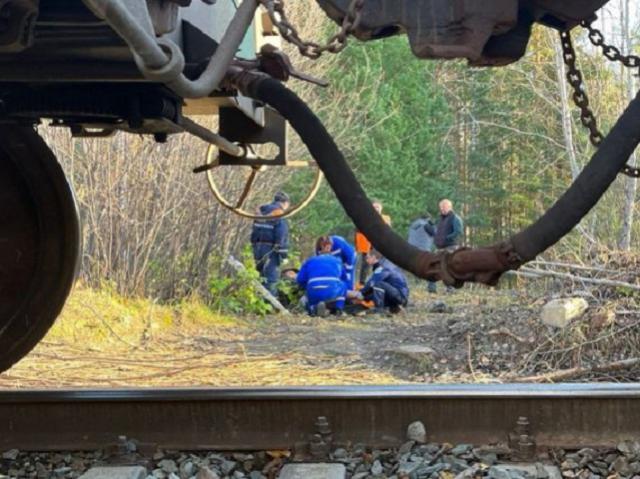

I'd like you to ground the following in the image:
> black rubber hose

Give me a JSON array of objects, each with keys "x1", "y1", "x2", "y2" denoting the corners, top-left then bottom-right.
[
  {"x1": 511, "y1": 91, "x2": 640, "y2": 261},
  {"x1": 248, "y1": 76, "x2": 429, "y2": 276},
  {"x1": 247, "y1": 75, "x2": 640, "y2": 280}
]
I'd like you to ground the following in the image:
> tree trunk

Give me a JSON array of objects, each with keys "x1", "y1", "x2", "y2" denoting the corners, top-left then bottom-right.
[
  {"x1": 619, "y1": 0, "x2": 637, "y2": 251},
  {"x1": 554, "y1": 37, "x2": 580, "y2": 180}
]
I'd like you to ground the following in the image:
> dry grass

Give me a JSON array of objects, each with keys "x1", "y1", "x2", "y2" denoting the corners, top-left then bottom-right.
[{"x1": 0, "y1": 286, "x2": 399, "y2": 389}]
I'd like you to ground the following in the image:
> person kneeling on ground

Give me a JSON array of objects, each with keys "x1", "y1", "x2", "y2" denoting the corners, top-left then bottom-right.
[
  {"x1": 356, "y1": 249, "x2": 409, "y2": 314},
  {"x1": 296, "y1": 238, "x2": 349, "y2": 316}
]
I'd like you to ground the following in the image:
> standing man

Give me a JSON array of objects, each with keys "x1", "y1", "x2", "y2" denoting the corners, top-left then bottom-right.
[
  {"x1": 408, "y1": 212, "x2": 435, "y2": 253},
  {"x1": 316, "y1": 234, "x2": 357, "y2": 290},
  {"x1": 354, "y1": 200, "x2": 391, "y2": 285},
  {"x1": 251, "y1": 191, "x2": 290, "y2": 294},
  {"x1": 424, "y1": 199, "x2": 463, "y2": 293}
]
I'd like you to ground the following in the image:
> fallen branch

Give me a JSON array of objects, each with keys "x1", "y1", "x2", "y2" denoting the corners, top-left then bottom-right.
[
  {"x1": 227, "y1": 256, "x2": 290, "y2": 315},
  {"x1": 529, "y1": 260, "x2": 621, "y2": 275},
  {"x1": 488, "y1": 327, "x2": 527, "y2": 344},
  {"x1": 516, "y1": 357, "x2": 640, "y2": 383},
  {"x1": 515, "y1": 267, "x2": 640, "y2": 291}
]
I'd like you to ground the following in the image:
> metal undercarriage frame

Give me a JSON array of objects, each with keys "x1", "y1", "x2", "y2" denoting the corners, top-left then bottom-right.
[
  {"x1": 0, "y1": 0, "x2": 612, "y2": 138},
  {"x1": 0, "y1": 0, "x2": 267, "y2": 141},
  {"x1": 316, "y1": 0, "x2": 610, "y2": 66}
]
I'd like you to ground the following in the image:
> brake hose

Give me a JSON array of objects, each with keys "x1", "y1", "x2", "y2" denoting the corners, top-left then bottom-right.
[{"x1": 235, "y1": 72, "x2": 640, "y2": 286}]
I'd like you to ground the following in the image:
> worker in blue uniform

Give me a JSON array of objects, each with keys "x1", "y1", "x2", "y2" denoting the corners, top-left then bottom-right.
[
  {"x1": 250, "y1": 192, "x2": 290, "y2": 294},
  {"x1": 315, "y1": 234, "x2": 357, "y2": 290},
  {"x1": 357, "y1": 249, "x2": 409, "y2": 314},
  {"x1": 296, "y1": 237, "x2": 349, "y2": 316}
]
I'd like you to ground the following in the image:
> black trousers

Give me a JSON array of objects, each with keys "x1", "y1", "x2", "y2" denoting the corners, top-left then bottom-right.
[{"x1": 368, "y1": 281, "x2": 407, "y2": 309}]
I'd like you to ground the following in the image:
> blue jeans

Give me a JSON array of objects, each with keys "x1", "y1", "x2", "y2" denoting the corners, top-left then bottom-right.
[{"x1": 253, "y1": 244, "x2": 280, "y2": 294}]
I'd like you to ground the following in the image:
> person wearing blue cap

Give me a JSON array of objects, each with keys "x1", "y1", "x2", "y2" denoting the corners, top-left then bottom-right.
[{"x1": 250, "y1": 191, "x2": 290, "y2": 294}]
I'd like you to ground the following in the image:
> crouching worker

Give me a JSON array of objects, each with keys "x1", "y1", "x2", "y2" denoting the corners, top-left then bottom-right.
[
  {"x1": 358, "y1": 250, "x2": 409, "y2": 314},
  {"x1": 315, "y1": 234, "x2": 357, "y2": 290},
  {"x1": 296, "y1": 237, "x2": 348, "y2": 316}
]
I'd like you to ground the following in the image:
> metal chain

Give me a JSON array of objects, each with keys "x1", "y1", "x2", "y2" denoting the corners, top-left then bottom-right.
[
  {"x1": 581, "y1": 20, "x2": 640, "y2": 71},
  {"x1": 260, "y1": 0, "x2": 365, "y2": 59},
  {"x1": 559, "y1": 30, "x2": 640, "y2": 178}
]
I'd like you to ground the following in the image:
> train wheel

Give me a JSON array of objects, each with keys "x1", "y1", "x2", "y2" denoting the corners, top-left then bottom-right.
[{"x1": 0, "y1": 125, "x2": 80, "y2": 372}]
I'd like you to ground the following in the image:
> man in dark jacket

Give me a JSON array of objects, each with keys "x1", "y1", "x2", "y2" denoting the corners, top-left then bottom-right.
[
  {"x1": 356, "y1": 249, "x2": 409, "y2": 314},
  {"x1": 251, "y1": 191, "x2": 290, "y2": 294},
  {"x1": 424, "y1": 198, "x2": 463, "y2": 293}
]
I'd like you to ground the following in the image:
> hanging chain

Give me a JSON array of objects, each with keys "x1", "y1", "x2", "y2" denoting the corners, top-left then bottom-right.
[
  {"x1": 559, "y1": 29, "x2": 640, "y2": 178},
  {"x1": 581, "y1": 20, "x2": 640, "y2": 71},
  {"x1": 260, "y1": 0, "x2": 365, "y2": 59}
]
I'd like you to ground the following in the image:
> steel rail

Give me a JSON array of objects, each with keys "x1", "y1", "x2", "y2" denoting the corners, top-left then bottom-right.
[{"x1": 1, "y1": 384, "x2": 640, "y2": 451}]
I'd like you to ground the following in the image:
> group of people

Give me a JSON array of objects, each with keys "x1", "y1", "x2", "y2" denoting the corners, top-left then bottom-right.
[{"x1": 250, "y1": 192, "x2": 463, "y2": 316}]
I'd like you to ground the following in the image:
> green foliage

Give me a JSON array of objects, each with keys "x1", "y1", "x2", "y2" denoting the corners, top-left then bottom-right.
[
  {"x1": 290, "y1": 37, "x2": 455, "y2": 245},
  {"x1": 208, "y1": 249, "x2": 272, "y2": 316},
  {"x1": 290, "y1": 26, "x2": 640, "y2": 254}
]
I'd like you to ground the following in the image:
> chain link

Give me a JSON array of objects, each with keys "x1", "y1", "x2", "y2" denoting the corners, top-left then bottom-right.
[
  {"x1": 260, "y1": 0, "x2": 364, "y2": 59},
  {"x1": 559, "y1": 29, "x2": 640, "y2": 178},
  {"x1": 582, "y1": 20, "x2": 640, "y2": 70}
]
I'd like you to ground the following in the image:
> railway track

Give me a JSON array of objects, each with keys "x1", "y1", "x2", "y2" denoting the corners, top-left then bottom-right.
[{"x1": 2, "y1": 384, "x2": 640, "y2": 453}]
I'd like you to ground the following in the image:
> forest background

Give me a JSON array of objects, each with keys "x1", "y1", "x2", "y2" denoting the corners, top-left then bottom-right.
[{"x1": 43, "y1": 1, "x2": 640, "y2": 308}]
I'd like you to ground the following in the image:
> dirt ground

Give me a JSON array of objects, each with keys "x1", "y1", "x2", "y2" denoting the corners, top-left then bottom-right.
[{"x1": 1, "y1": 285, "x2": 639, "y2": 388}]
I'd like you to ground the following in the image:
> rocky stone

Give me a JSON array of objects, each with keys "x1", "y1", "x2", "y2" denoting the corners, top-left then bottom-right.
[
  {"x1": 428, "y1": 301, "x2": 451, "y2": 314},
  {"x1": 604, "y1": 453, "x2": 619, "y2": 464},
  {"x1": 398, "y1": 461, "x2": 422, "y2": 475},
  {"x1": 619, "y1": 440, "x2": 640, "y2": 458},
  {"x1": 2, "y1": 449, "x2": 19, "y2": 460},
  {"x1": 398, "y1": 441, "x2": 415, "y2": 456},
  {"x1": 613, "y1": 456, "x2": 633, "y2": 476},
  {"x1": 249, "y1": 471, "x2": 265, "y2": 479},
  {"x1": 179, "y1": 460, "x2": 195, "y2": 478},
  {"x1": 279, "y1": 463, "x2": 346, "y2": 479},
  {"x1": 490, "y1": 464, "x2": 561, "y2": 479},
  {"x1": 35, "y1": 462, "x2": 49, "y2": 479},
  {"x1": 332, "y1": 448, "x2": 348, "y2": 459},
  {"x1": 195, "y1": 467, "x2": 219, "y2": 479},
  {"x1": 475, "y1": 452, "x2": 498, "y2": 466},
  {"x1": 158, "y1": 460, "x2": 178, "y2": 474},
  {"x1": 450, "y1": 445, "x2": 472, "y2": 457},
  {"x1": 561, "y1": 459, "x2": 579, "y2": 470},
  {"x1": 220, "y1": 460, "x2": 237, "y2": 475},
  {"x1": 79, "y1": 467, "x2": 147, "y2": 479},
  {"x1": 414, "y1": 463, "x2": 449, "y2": 477},
  {"x1": 406, "y1": 421, "x2": 427, "y2": 443},
  {"x1": 541, "y1": 298, "x2": 588, "y2": 328},
  {"x1": 370, "y1": 460, "x2": 383, "y2": 476}
]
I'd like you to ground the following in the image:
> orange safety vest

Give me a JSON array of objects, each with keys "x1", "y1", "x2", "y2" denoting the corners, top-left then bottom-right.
[{"x1": 355, "y1": 214, "x2": 391, "y2": 253}]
